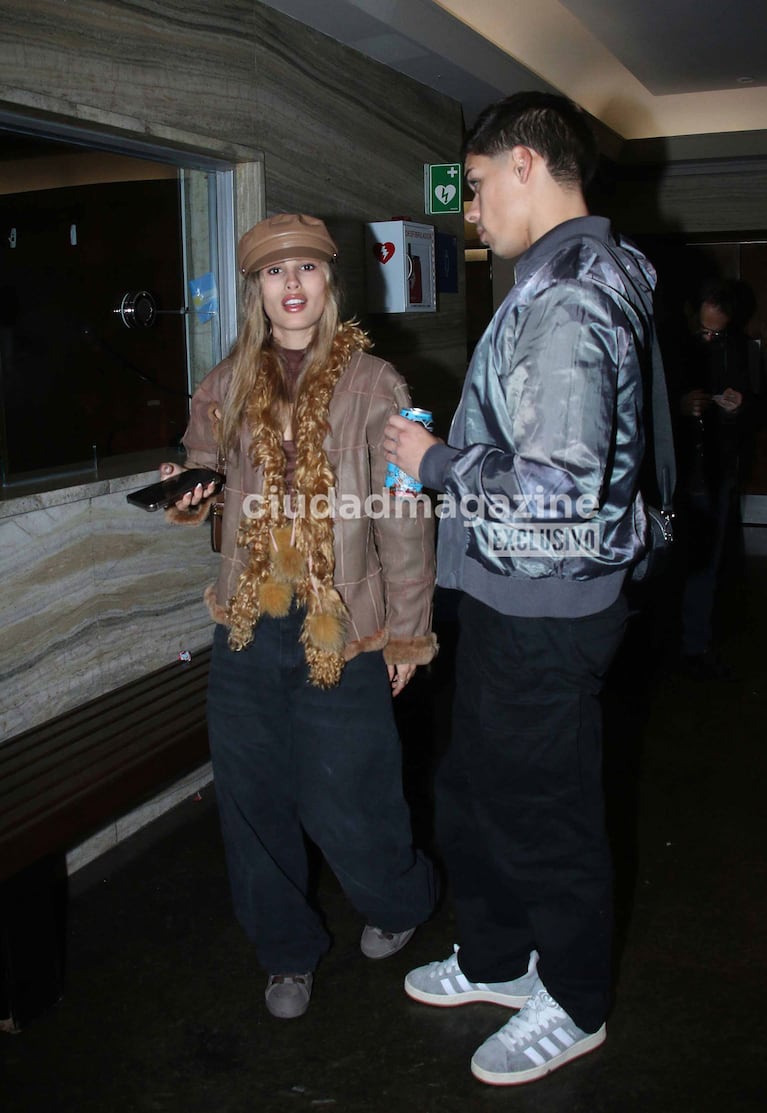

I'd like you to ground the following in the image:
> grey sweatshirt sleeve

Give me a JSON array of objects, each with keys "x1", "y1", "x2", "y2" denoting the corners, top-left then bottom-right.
[{"x1": 419, "y1": 442, "x2": 462, "y2": 492}]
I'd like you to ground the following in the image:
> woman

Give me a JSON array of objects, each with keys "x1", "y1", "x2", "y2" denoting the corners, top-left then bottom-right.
[{"x1": 163, "y1": 213, "x2": 438, "y2": 1019}]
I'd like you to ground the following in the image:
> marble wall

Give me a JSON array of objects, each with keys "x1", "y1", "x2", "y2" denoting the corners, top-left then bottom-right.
[
  {"x1": 0, "y1": 463, "x2": 219, "y2": 740},
  {"x1": 0, "y1": 1, "x2": 467, "y2": 740},
  {"x1": 593, "y1": 159, "x2": 767, "y2": 238}
]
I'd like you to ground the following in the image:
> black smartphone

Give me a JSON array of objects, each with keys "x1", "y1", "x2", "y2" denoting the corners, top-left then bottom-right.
[{"x1": 126, "y1": 467, "x2": 225, "y2": 512}]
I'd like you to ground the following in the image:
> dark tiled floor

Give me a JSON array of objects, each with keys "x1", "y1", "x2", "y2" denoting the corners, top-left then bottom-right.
[{"x1": 2, "y1": 562, "x2": 766, "y2": 1112}]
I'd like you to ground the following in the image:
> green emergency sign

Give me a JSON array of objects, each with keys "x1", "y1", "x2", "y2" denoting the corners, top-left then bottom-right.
[{"x1": 424, "y1": 163, "x2": 462, "y2": 214}]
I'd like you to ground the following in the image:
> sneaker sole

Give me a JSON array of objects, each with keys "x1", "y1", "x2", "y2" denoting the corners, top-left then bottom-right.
[
  {"x1": 470, "y1": 1023, "x2": 606, "y2": 1085},
  {"x1": 404, "y1": 980, "x2": 532, "y2": 1008},
  {"x1": 265, "y1": 999, "x2": 310, "y2": 1019}
]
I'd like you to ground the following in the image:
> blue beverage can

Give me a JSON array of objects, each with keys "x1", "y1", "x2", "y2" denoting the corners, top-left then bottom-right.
[{"x1": 386, "y1": 408, "x2": 433, "y2": 496}]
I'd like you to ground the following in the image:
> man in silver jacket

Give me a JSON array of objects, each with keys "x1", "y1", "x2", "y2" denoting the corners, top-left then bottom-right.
[{"x1": 385, "y1": 91, "x2": 655, "y2": 1086}]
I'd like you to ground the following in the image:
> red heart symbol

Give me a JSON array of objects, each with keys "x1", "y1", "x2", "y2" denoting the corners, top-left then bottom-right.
[{"x1": 374, "y1": 241, "x2": 396, "y2": 264}]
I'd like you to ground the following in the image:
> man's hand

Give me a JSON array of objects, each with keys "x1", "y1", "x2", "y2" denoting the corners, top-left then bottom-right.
[
  {"x1": 383, "y1": 413, "x2": 440, "y2": 482},
  {"x1": 713, "y1": 387, "x2": 743, "y2": 414},
  {"x1": 680, "y1": 389, "x2": 711, "y2": 418}
]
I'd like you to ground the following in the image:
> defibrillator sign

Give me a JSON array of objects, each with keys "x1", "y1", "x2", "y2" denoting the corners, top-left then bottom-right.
[{"x1": 424, "y1": 163, "x2": 462, "y2": 215}]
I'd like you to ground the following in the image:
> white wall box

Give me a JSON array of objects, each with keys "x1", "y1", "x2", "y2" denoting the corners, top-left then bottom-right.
[{"x1": 365, "y1": 220, "x2": 436, "y2": 313}]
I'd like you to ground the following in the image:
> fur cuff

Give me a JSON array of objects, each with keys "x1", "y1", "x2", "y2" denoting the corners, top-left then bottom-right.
[
  {"x1": 344, "y1": 628, "x2": 388, "y2": 662},
  {"x1": 203, "y1": 584, "x2": 228, "y2": 624},
  {"x1": 165, "y1": 496, "x2": 214, "y2": 526},
  {"x1": 383, "y1": 633, "x2": 439, "y2": 666}
]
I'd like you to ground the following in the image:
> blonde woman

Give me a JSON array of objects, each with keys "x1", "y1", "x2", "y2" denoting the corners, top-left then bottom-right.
[{"x1": 162, "y1": 214, "x2": 437, "y2": 1019}]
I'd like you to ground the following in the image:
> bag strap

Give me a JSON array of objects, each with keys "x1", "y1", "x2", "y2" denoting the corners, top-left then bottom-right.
[
  {"x1": 586, "y1": 234, "x2": 676, "y2": 515},
  {"x1": 647, "y1": 330, "x2": 676, "y2": 514}
]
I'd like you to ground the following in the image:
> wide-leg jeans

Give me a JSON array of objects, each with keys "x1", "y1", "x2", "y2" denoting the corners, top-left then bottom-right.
[
  {"x1": 437, "y1": 592, "x2": 628, "y2": 1034},
  {"x1": 207, "y1": 611, "x2": 437, "y2": 974}
]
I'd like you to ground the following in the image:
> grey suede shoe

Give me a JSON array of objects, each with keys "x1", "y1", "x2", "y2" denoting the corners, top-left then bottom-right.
[
  {"x1": 265, "y1": 973, "x2": 313, "y2": 1019},
  {"x1": 471, "y1": 987, "x2": 606, "y2": 1085},
  {"x1": 405, "y1": 945, "x2": 540, "y2": 1007},
  {"x1": 360, "y1": 925, "x2": 416, "y2": 959}
]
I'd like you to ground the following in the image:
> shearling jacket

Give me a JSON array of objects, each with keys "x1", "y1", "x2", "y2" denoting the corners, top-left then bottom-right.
[
  {"x1": 421, "y1": 216, "x2": 655, "y2": 619},
  {"x1": 174, "y1": 350, "x2": 437, "y2": 665}
]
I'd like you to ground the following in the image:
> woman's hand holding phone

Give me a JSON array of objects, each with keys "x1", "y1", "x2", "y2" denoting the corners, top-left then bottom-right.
[
  {"x1": 127, "y1": 466, "x2": 224, "y2": 511},
  {"x1": 158, "y1": 462, "x2": 219, "y2": 510}
]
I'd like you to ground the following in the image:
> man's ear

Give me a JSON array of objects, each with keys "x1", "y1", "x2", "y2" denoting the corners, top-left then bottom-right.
[{"x1": 510, "y1": 145, "x2": 534, "y2": 183}]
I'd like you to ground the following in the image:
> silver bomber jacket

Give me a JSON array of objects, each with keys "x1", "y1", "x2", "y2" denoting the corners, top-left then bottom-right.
[
  {"x1": 421, "y1": 216, "x2": 655, "y2": 619},
  {"x1": 176, "y1": 350, "x2": 437, "y2": 665}
]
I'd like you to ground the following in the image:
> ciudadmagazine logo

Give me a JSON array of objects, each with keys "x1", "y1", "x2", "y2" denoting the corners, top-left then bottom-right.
[{"x1": 241, "y1": 488, "x2": 603, "y2": 558}]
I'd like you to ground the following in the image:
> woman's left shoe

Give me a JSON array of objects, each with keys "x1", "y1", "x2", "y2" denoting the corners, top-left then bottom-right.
[
  {"x1": 360, "y1": 925, "x2": 416, "y2": 959},
  {"x1": 265, "y1": 972, "x2": 313, "y2": 1018}
]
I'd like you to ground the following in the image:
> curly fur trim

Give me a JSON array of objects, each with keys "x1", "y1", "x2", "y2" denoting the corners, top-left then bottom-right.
[
  {"x1": 383, "y1": 633, "x2": 439, "y2": 666},
  {"x1": 226, "y1": 322, "x2": 368, "y2": 686}
]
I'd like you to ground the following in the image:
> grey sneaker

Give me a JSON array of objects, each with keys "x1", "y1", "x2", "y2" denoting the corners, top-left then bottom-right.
[
  {"x1": 405, "y1": 945, "x2": 540, "y2": 1007},
  {"x1": 470, "y1": 986, "x2": 606, "y2": 1086},
  {"x1": 264, "y1": 973, "x2": 313, "y2": 1019},
  {"x1": 360, "y1": 925, "x2": 416, "y2": 959}
]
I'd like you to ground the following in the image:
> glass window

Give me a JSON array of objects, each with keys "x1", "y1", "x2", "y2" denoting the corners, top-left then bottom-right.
[{"x1": 0, "y1": 124, "x2": 237, "y2": 487}]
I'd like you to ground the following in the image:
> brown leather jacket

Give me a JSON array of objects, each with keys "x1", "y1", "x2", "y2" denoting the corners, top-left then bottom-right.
[{"x1": 173, "y1": 351, "x2": 437, "y2": 666}]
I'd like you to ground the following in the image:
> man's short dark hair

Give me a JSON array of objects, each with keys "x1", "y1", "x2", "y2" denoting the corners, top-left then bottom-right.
[
  {"x1": 692, "y1": 279, "x2": 736, "y2": 320},
  {"x1": 462, "y1": 91, "x2": 599, "y2": 189}
]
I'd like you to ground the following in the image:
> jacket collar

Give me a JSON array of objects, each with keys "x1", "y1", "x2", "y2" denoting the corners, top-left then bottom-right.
[{"x1": 514, "y1": 215, "x2": 612, "y2": 285}]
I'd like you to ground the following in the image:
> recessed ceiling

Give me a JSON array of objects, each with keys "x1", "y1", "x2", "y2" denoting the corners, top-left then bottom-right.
[
  {"x1": 258, "y1": 0, "x2": 767, "y2": 150},
  {"x1": 558, "y1": 0, "x2": 767, "y2": 96}
]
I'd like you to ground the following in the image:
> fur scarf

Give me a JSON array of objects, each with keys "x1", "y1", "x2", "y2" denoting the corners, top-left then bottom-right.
[{"x1": 226, "y1": 323, "x2": 370, "y2": 688}]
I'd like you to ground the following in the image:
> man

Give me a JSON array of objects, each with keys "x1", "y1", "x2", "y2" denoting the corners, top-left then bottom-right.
[
  {"x1": 664, "y1": 280, "x2": 753, "y2": 679},
  {"x1": 384, "y1": 92, "x2": 655, "y2": 1085}
]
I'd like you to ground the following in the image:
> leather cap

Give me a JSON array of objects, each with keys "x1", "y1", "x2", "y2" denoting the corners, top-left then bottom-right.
[{"x1": 238, "y1": 213, "x2": 338, "y2": 275}]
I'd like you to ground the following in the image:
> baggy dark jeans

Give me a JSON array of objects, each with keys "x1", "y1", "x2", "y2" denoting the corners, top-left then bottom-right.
[
  {"x1": 436, "y1": 592, "x2": 628, "y2": 1034},
  {"x1": 206, "y1": 611, "x2": 437, "y2": 973}
]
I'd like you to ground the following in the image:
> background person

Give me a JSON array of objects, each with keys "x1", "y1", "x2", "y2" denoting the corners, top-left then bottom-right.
[
  {"x1": 385, "y1": 93, "x2": 654, "y2": 1086},
  {"x1": 163, "y1": 213, "x2": 438, "y2": 1019},
  {"x1": 662, "y1": 279, "x2": 754, "y2": 678}
]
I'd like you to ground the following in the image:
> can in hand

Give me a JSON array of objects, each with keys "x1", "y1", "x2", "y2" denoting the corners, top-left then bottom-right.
[{"x1": 385, "y1": 408, "x2": 433, "y2": 496}]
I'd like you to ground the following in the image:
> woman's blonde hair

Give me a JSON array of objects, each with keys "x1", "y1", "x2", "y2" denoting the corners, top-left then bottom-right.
[{"x1": 220, "y1": 261, "x2": 342, "y2": 453}]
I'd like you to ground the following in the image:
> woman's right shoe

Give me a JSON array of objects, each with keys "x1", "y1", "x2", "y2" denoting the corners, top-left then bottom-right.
[{"x1": 265, "y1": 972, "x2": 313, "y2": 1018}]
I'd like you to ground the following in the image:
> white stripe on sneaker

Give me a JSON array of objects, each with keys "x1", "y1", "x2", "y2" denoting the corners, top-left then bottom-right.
[
  {"x1": 523, "y1": 1046, "x2": 546, "y2": 1066},
  {"x1": 539, "y1": 1037, "x2": 561, "y2": 1056},
  {"x1": 521, "y1": 1027, "x2": 579, "y2": 1066},
  {"x1": 553, "y1": 1027, "x2": 575, "y2": 1048}
]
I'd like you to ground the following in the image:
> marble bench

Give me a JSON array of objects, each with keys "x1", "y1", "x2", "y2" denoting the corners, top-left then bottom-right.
[{"x1": 0, "y1": 647, "x2": 211, "y2": 1032}]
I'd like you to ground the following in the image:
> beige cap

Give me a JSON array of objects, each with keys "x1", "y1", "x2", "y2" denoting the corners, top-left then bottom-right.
[{"x1": 238, "y1": 213, "x2": 338, "y2": 275}]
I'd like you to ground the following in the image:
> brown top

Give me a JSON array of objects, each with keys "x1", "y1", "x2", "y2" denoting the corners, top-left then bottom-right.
[
  {"x1": 276, "y1": 344, "x2": 306, "y2": 494},
  {"x1": 172, "y1": 349, "x2": 437, "y2": 667}
]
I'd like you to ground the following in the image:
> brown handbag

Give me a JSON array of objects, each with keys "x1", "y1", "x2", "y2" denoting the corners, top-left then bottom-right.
[
  {"x1": 210, "y1": 494, "x2": 225, "y2": 552},
  {"x1": 210, "y1": 445, "x2": 226, "y2": 553}
]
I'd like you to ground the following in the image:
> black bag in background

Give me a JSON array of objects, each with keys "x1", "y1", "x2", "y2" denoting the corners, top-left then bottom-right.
[
  {"x1": 630, "y1": 330, "x2": 676, "y2": 584},
  {"x1": 583, "y1": 236, "x2": 676, "y2": 586}
]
